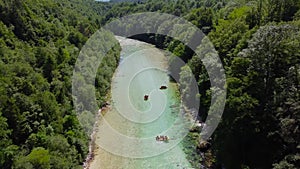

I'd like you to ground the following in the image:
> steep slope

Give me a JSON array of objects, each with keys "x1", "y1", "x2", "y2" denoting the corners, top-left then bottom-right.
[{"x1": 0, "y1": 0, "x2": 120, "y2": 168}]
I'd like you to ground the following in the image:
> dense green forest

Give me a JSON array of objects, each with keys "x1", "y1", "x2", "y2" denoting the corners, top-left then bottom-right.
[
  {"x1": 0, "y1": 0, "x2": 119, "y2": 168},
  {"x1": 0, "y1": 0, "x2": 299, "y2": 168}
]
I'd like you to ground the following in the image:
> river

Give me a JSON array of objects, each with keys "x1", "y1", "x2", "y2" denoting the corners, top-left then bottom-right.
[{"x1": 88, "y1": 37, "x2": 193, "y2": 169}]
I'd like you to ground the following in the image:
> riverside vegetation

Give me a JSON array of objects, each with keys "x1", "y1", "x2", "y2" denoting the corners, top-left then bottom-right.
[{"x1": 0, "y1": 0, "x2": 299, "y2": 169}]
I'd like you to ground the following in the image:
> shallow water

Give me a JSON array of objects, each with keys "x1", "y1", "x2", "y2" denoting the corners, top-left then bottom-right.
[{"x1": 89, "y1": 37, "x2": 192, "y2": 169}]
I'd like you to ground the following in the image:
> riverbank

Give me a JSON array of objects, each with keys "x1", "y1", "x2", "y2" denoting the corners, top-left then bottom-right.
[{"x1": 83, "y1": 107, "x2": 110, "y2": 169}]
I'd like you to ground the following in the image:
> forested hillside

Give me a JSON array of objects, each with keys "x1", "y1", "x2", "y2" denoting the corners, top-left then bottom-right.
[
  {"x1": 0, "y1": 0, "x2": 299, "y2": 169},
  {"x1": 0, "y1": 0, "x2": 119, "y2": 168}
]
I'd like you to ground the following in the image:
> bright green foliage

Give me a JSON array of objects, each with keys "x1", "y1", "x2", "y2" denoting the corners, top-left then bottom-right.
[
  {"x1": 14, "y1": 147, "x2": 51, "y2": 169},
  {"x1": 209, "y1": 6, "x2": 252, "y2": 65},
  {"x1": 186, "y1": 7, "x2": 214, "y2": 33},
  {"x1": 0, "y1": 0, "x2": 120, "y2": 168}
]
